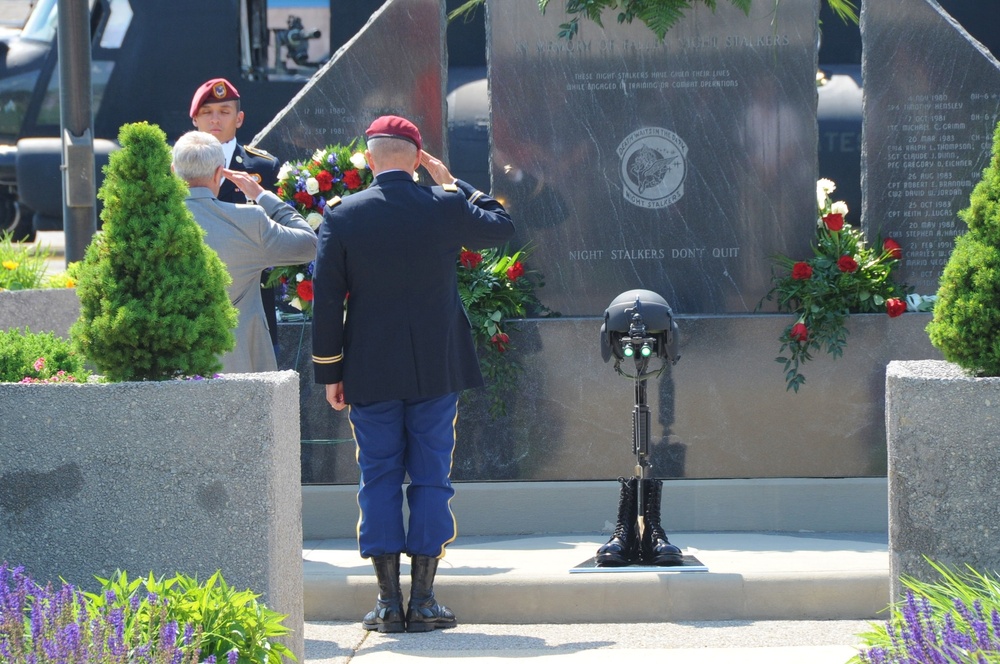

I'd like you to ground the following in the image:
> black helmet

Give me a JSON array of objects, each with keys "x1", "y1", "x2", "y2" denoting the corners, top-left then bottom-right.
[{"x1": 600, "y1": 289, "x2": 679, "y2": 365}]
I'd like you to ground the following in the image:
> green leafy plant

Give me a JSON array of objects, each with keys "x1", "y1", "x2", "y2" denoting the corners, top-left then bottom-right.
[
  {"x1": 86, "y1": 570, "x2": 295, "y2": 664},
  {"x1": 927, "y1": 120, "x2": 1000, "y2": 377},
  {"x1": 0, "y1": 327, "x2": 90, "y2": 383},
  {"x1": 0, "y1": 231, "x2": 78, "y2": 291},
  {"x1": 457, "y1": 244, "x2": 551, "y2": 417},
  {"x1": 450, "y1": 0, "x2": 858, "y2": 41},
  {"x1": 852, "y1": 559, "x2": 1000, "y2": 663},
  {"x1": 70, "y1": 122, "x2": 237, "y2": 381},
  {"x1": 761, "y1": 178, "x2": 910, "y2": 391}
]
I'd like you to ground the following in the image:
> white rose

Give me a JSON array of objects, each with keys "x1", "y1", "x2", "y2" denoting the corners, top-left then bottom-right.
[
  {"x1": 296, "y1": 273, "x2": 305, "y2": 282},
  {"x1": 277, "y1": 162, "x2": 293, "y2": 181},
  {"x1": 830, "y1": 201, "x2": 849, "y2": 216},
  {"x1": 306, "y1": 212, "x2": 324, "y2": 230},
  {"x1": 306, "y1": 177, "x2": 320, "y2": 195},
  {"x1": 350, "y1": 152, "x2": 367, "y2": 170}
]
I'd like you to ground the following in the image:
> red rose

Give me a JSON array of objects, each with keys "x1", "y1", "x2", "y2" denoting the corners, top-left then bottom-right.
[
  {"x1": 293, "y1": 191, "x2": 314, "y2": 209},
  {"x1": 506, "y1": 261, "x2": 525, "y2": 281},
  {"x1": 791, "y1": 261, "x2": 813, "y2": 280},
  {"x1": 789, "y1": 322, "x2": 808, "y2": 343},
  {"x1": 823, "y1": 213, "x2": 844, "y2": 231},
  {"x1": 460, "y1": 250, "x2": 483, "y2": 270},
  {"x1": 837, "y1": 255, "x2": 859, "y2": 273},
  {"x1": 886, "y1": 298, "x2": 906, "y2": 318},
  {"x1": 297, "y1": 280, "x2": 314, "y2": 302},
  {"x1": 343, "y1": 169, "x2": 363, "y2": 190},
  {"x1": 316, "y1": 170, "x2": 334, "y2": 192},
  {"x1": 490, "y1": 332, "x2": 510, "y2": 352},
  {"x1": 883, "y1": 238, "x2": 902, "y2": 260}
]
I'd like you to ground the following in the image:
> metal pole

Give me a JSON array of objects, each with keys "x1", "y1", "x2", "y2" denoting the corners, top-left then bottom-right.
[{"x1": 57, "y1": 0, "x2": 95, "y2": 264}]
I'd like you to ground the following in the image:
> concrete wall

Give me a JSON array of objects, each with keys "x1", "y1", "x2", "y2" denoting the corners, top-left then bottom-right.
[
  {"x1": 886, "y1": 360, "x2": 1000, "y2": 602},
  {"x1": 0, "y1": 371, "x2": 305, "y2": 661}
]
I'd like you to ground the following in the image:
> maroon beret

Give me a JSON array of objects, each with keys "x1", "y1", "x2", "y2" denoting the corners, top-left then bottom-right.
[
  {"x1": 365, "y1": 115, "x2": 422, "y2": 151},
  {"x1": 189, "y1": 78, "x2": 240, "y2": 118}
]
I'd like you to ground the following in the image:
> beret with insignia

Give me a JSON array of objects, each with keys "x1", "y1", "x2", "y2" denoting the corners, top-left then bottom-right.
[{"x1": 190, "y1": 78, "x2": 240, "y2": 118}]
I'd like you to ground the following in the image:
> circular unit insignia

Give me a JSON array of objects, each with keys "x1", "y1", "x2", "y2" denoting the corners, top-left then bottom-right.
[
  {"x1": 213, "y1": 82, "x2": 227, "y2": 99},
  {"x1": 617, "y1": 127, "x2": 688, "y2": 209}
]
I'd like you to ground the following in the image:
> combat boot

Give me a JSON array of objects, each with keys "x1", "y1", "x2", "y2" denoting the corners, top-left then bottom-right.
[
  {"x1": 640, "y1": 478, "x2": 683, "y2": 566},
  {"x1": 405, "y1": 554, "x2": 458, "y2": 632},
  {"x1": 596, "y1": 476, "x2": 640, "y2": 566},
  {"x1": 362, "y1": 553, "x2": 405, "y2": 633}
]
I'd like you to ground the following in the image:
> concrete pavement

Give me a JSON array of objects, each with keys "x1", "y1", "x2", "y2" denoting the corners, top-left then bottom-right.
[{"x1": 299, "y1": 531, "x2": 887, "y2": 662}]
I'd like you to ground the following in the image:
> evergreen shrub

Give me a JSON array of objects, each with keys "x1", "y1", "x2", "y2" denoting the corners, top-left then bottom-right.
[
  {"x1": 927, "y1": 121, "x2": 1000, "y2": 375},
  {"x1": 70, "y1": 122, "x2": 236, "y2": 381}
]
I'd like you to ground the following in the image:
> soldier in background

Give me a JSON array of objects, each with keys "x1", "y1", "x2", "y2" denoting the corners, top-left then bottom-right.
[{"x1": 190, "y1": 77, "x2": 283, "y2": 356}]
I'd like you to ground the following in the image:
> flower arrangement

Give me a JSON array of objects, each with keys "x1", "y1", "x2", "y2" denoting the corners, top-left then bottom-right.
[
  {"x1": 268, "y1": 140, "x2": 373, "y2": 316},
  {"x1": 457, "y1": 244, "x2": 550, "y2": 417},
  {"x1": 761, "y1": 178, "x2": 910, "y2": 391}
]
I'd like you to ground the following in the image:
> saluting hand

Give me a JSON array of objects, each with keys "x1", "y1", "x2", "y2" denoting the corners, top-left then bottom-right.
[
  {"x1": 223, "y1": 168, "x2": 265, "y2": 201},
  {"x1": 420, "y1": 150, "x2": 457, "y2": 187}
]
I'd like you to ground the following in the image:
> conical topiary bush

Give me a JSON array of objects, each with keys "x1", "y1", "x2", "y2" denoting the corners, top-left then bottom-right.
[
  {"x1": 71, "y1": 122, "x2": 237, "y2": 381},
  {"x1": 927, "y1": 121, "x2": 1000, "y2": 375}
]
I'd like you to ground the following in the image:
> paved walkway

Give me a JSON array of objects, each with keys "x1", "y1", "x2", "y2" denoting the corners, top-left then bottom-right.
[{"x1": 302, "y1": 620, "x2": 873, "y2": 662}]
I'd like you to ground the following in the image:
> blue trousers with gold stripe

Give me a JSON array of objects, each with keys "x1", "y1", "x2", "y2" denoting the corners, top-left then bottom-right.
[{"x1": 349, "y1": 392, "x2": 459, "y2": 559}]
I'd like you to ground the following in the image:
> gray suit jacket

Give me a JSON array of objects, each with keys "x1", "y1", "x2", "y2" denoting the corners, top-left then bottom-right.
[{"x1": 186, "y1": 188, "x2": 317, "y2": 373}]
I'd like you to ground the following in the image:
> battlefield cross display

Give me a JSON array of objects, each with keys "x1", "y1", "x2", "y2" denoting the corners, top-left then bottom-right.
[{"x1": 486, "y1": 0, "x2": 819, "y2": 315}]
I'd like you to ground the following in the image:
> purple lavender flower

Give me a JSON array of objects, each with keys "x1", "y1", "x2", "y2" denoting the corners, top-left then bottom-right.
[{"x1": 227, "y1": 648, "x2": 239, "y2": 664}]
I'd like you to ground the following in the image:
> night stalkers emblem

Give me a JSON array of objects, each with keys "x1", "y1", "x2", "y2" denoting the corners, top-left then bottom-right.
[{"x1": 617, "y1": 128, "x2": 688, "y2": 209}]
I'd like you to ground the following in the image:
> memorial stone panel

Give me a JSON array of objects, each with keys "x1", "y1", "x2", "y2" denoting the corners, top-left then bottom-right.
[
  {"x1": 486, "y1": 0, "x2": 818, "y2": 315},
  {"x1": 253, "y1": 0, "x2": 446, "y2": 159},
  {"x1": 862, "y1": 0, "x2": 1000, "y2": 297}
]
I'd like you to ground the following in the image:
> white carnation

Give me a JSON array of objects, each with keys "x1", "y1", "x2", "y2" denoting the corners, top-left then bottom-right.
[
  {"x1": 277, "y1": 162, "x2": 293, "y2": 180},
  {"x1": 306, "y1": 212, "x2": 324, "y2": 230},
  {"x1": 306, "y1": 177, "x2": 320, "y2": 195},
  {"x1": 816, "y1": 178, "x2": 836, "y2": 209},
  {"x1": 830, "y1": 201, "x2": 849, "y2": 216},
  {"x1": 312, "y1": 149, "x2": 326, "y2": 163},
  {"x1": 350, "y1": 152, "x2": 367, "y2": 169},
  {"x1": 296, "y1": 273, "x2": 305, "y2": 282}
]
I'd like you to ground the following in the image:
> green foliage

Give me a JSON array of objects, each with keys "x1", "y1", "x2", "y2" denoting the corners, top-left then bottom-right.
[
  {"x1": 457, "y1": 244, "x2": 551, "y2": 417},
  {"x1": 0, "y1": 327, "x2": 90, "y2": 383},
  {"x1": 87, "y1": 570, "x2": 295, "y2": 664},
  {"x1": 70, "y1": 122, "x2": 237, "y2": 381},
  {"x1": 0, "y1": 231, "x2": 52, "y2": 290},
  {"x1": 927, "y1": 121, "x2": 1000, "y2": 377},
  {"x1": 449, "y1": 0, "x2": 858, "y2": 40}
]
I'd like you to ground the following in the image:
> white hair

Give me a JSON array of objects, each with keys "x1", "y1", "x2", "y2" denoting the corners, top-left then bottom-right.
[{"x1": 172, "y1": 131, "x2": 225, "y2": 182}]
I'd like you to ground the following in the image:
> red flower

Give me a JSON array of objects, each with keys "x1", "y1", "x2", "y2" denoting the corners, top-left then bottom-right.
[
  {"x1": 293, "y1": 191, "x2": 314, "y2": 209},
  {"x1": 883, "y1": 238, "x2": 902, "y2": 260},
  {"x1": 490, "y1": 332, "x2": 510, "y2": 352},
  {"x1": 837, "y1": 255, "x2": 858, "y2": 273},
  {"x1": 791, "y1": 261, "x2": 813, "y2": 280},
  {"x1": 886, "y1": 298, "x2": 906, "y2": 318},
  {"x1": 823, "y1": 213, "x2": 844, "y2": 231},
  {"x1": 460, "y1": 250, "x2": 483, "y2": 270},
  {"x1": 506, "y1": 261, "x2": 525, "y2": 281},
  {"x1": 315, "y1": 170, "x2": 334, "y2": 192},
  {"x1": 789, "y1": 322, "x2": 808, "y2": 343},
  {"x1": 297, "y1": 280, "x2": 314, "y2": 302},
  {"x1": 343, "y1": 169, "x2": 363, "y2": 190}
]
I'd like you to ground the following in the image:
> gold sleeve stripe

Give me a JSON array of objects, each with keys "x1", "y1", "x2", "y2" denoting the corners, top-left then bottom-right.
[
  {"x1": 469, "y1": 190, "x2": 484, "y2": 204},
  {"x1": 313, "y1": 353, "x2": 343, "y2": 364}
]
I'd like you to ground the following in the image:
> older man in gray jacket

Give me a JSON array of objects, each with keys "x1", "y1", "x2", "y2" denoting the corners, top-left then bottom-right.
[{"x1": 173, "y1": 130, "x2": 317, "y2": 373}]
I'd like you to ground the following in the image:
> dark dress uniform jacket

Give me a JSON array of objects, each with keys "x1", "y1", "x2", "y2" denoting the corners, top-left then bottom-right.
[
  {"x1": 218, "y1": 143, "x2": 281, "y2": 204},
  {"x1": 312, "y1": 171, "x2": 515, "y2": 404}
]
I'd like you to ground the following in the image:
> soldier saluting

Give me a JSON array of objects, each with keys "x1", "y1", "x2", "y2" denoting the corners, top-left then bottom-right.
[{"x1": 189, "y1": 77, "x2": 282, "y2": 357}]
